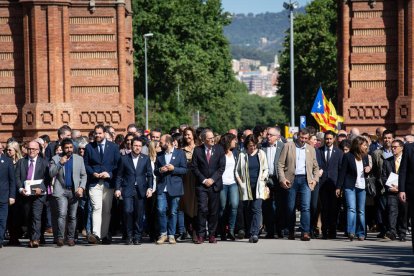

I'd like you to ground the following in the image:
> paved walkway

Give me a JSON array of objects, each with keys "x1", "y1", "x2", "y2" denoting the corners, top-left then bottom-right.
[{"x1": 1, "y1": 233, "x2": 413, "y2": 276}]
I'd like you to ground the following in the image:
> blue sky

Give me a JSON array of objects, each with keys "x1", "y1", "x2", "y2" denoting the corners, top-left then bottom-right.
[{"x1": 221, "y1": 0, "x2": 310, "y2": 14}]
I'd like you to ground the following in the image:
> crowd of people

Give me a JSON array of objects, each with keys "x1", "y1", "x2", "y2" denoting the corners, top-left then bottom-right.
[{"x1": 0, "y1": 123, "x2": 413, "y2": 252}]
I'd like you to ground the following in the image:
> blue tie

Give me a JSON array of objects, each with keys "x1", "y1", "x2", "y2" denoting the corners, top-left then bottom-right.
[{"x1": 99, "y1": 144, "x2": 104, "y2": 160}]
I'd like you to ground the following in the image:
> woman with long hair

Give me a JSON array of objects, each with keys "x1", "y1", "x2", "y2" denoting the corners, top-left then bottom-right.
[
  {"x1": 337, "y1": 136, "x2": 371, "y2": 241},
  {"x1": 180, "y1": 127, "x2": 198, "y2": 241},
  {"x1": 218, "y1": 133, "x2": 239, "y2": 240},
  {"x1": 6, "y1": 141, "x2": 23, "y2": 165}
]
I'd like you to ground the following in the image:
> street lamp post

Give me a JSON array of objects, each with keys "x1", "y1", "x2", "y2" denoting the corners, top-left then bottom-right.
[
  {"x1": 283, "y1": 1, "x2": 298, "y2": 127},
  {"x1": 144, "y1": 33, "x2": 153, "y2": 131}
]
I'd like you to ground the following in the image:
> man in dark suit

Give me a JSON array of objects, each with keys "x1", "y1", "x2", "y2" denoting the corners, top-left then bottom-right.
[
  {"x1": 84, "y1": 124, "x2": 121, "y2": 244},
  {"x1": 317, "y1": 130, "x2": 343, "y2": 239},
  {"x1": 49, "y1": 138, "x2": 87, "y2": 246},
  {"x1": 399, "y1": 140, "x2": 414, "y2": 253},
  {"x1": 154, "y1": 134, "x2": 187, "y2": 244},
  {"x1": 15, "y1": 141, "x2": 50, "y2": 248},
  {"x1": 191, "y1": 129, "x2": 225, "y2": 244},
  {"x1": 0, "y1": 142, "x2": 16, "y2": 248},
  {"x1": 115, "y1": 137, "x2": 153, "y2": 245},
  {"x1": 383, "y1": 139, "x2": 407, "y2": 241},
  {"x1": 261, "y1": 127, "x2": 285, "y2": 239},
  {"x1": 45, "y1": 125, "x2": 72, "y2": 161}
]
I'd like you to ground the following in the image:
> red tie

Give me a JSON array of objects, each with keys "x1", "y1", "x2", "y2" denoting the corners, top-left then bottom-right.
[{"x1": 206, "y1": 148, "x2": 211, "y2": 164}]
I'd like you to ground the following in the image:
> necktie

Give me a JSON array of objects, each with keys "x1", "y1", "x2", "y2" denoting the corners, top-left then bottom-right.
[
  {"x1": 326, "y1": 148, "x2": 331, "y2": 164},
  {"x1": 99, "y1": 144, "x2": 104, "y2": 160},
  {"x1": 27, "y1": 159, "x2": 34, "y2": 180},
  {"x1": 206, "y1": 148, "x2": 211, "y2": 164},
  {"x1": 395, "y1": 158, "x2": 400, "y2": 173}
]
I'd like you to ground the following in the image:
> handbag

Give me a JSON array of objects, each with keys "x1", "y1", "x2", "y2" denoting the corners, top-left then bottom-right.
[{"x1": 365, "y1": 175, "x2": 377, "y2": 197}]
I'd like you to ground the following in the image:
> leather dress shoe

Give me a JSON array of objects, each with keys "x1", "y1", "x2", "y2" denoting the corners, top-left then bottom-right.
[
  {"x1": 29, "y1": 240, "x2": 39, "y2": 248},
  {"x1": 301, "y1": 233, "x2": 311, "y2": 241},
  {"x1": 67, "y1": 239, "x2": 76, "y2": 246},
  {"x1": 126, "y1": 238, "x2": 133, "y2": 245},
  {"x1": 101, "y1": 237, "x2": 111, "y2": 245},
  {"x1": 87, "y1": 234, "x2": 99, "y2": 244},
  {"x1": 249, "y1": 235, "x2": 259, "y2": 243},
  {"x1": 57, "y1": 238, "x2": 64, "y2": 247},
  {"x1": 288, "y1": 232, "x2": 295, "y2": 240},
  {"x1": 209, "y1": 236, "x2": 217, "y2": 244},
  {"x1": 133, "y1": 239, "x2": 142, "y2": 245},
  {"x1": 194, "y1": 236, "x2": 204, "y2": 244},
  {"x1": 227, "y1": 231, "x2": 236, "y2": 241}
]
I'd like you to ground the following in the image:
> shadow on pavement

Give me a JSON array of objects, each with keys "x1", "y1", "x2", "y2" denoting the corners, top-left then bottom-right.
[{"x1": 321, "y1": 244, "x2": 414, "y2": 275}]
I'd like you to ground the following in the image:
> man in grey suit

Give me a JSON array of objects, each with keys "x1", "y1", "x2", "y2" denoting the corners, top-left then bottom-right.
[
  {"x1": 50, "y1": 138, "x2": 87, "y2": 246},
  {"x1": 262, "y1": 127, "x2": 285, "y2": 238}
]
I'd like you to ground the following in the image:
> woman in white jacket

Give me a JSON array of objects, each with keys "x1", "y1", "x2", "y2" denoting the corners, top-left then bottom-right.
[{"x1": 235, "y1": 134, "x2": 269, "y2": 243}]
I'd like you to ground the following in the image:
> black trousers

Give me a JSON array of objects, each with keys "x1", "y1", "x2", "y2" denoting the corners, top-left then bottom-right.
[
  {"x1": 123, "y1": 194, "x2": 145, "y2": 241},
  {"x1": 387, "y1": 193, "x2": 408, "y2": 238},
  {"x1": 319, "y1": 184, "x2": 339, "y2": 236},
  {"x1": 196, "y1": 185, "x2": 219, "y2": 237},
  {"x1": 28, "y1": 195, "x2": 47, "y2": 241}
]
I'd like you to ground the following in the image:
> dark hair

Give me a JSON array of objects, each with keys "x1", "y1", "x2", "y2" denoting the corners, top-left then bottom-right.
[
  {"x1": 244, "y1": 134, "x2": 258, "y2": 149},
  {"x1": 299, "y1": 127, "x2": 310, "y2": 136},
  {"x1": 151, "y1": 128, "x2": 162, "y2": 135},
  {"x1": 170, "y1": 127, "x2": 179, "y2": 135},
  {"x1": 253, "y1": 125, "x2": 266, "y2": 138},
  {"x1": 127, "y1": 123, "x2": 137, "y2": 130},
  {"x1": 172, "y1": 133, "x2": 182, "y2": 148},
  {"x1": 94, "y1": 124, "x2": 105, "y2": 132},
  {"x1": 114, "y1": 134, "x2": 124, "y2": 145},
  {"x1": 307, "y1": 126, "x2": 317, "y2": 136},
  {"x1": 181, "y1": 127, "x2": 197, "y2": 147},
  {"x1": 324, "y1": 130, "x2": 336, "y2": 138},
  {"x1": 339, "y1": 139, "x2": 351, "y2": 151},
  {"x1": 61, "y1": 138, "x2": 73, "y2": 149},
  {"x1": 220, "y1": 133, "x2": 236, "y2": 152},
  {"x1": 382, "y1": 129, "x2": 394, "y2": 138},
  {"x1": 131, "y1": 137, "x2": 144, "y2": 145},
  {"x1": 57, "y1": 125, "x2": 72, "y2": 138},
  {"x1": 40, "y1": 134, "x2": 51, "y2": 143},
  {"x1": 163, "y1": 134, "x2": 173, "y2": 145},
  {"x1": 53, "y1": 142, "x2": 62, "y2": 154},
  {"x1": 350, "y1": 136, "x2": 368, "y2": 161},
  {"x1": 392, "y1": 139, "x2": 404, "y2": 148},
  {"x1": 196, "y1": 127, "x2": 205, "y2": 139}
]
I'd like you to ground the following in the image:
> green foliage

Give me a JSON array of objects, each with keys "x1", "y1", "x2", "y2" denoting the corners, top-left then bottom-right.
[
  {"x1": 239, "y1": 93, "x2": 287, "y2": 129},
  {"x1": 277, "y1": 0, "x2": 338, "y2": 127},
  {"x1": 132, "y1": 0, "x2": 245, "y2": 133}
]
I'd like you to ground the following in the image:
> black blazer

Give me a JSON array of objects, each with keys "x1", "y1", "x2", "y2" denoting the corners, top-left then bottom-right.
[
  {"x1": 337, "y1": 152, "x2": 369, "y2": 190},
  {"x1": 317, "y1": 146, "x2": 343, "y2": 187},
  {"x1": 115, "y1": 153, "x2": 153, "y2": 198},
  {"x1": 382, "y1": 156, "x2": 398, "y2": 194},
  {"x1": 15, "y1": 156, "x2": 50, "y2": 193},
  {"x1": 191, "y1": 144, "x2": 226, "y2": 192},
  {"x1": 399, "y1": 143, "x2": 414, "y2": 200},
  {"x1": 0, "y1": 154, "x2": 16, "y2": 203}
]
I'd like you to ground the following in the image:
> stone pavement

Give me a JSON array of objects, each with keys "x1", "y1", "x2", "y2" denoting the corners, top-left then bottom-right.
[{"x1": 1, "y1": 233, "x2": 413, "y2": 276}]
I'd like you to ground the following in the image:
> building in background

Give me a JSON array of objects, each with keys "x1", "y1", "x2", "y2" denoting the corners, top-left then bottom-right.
[
  {"x1": 0, "y1": 0, "x2": 135, "y2": 141},
  {"x1": 338, "y1": 0, "x2": 412, "y2": 135}
]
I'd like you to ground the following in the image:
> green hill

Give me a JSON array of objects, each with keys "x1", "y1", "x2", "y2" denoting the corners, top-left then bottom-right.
[{"x1": 224, "y1": 8, "x2": 306, "y2": 64}]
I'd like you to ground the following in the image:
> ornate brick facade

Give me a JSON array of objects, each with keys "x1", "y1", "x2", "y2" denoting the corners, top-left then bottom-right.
[
  {"x1": 338, "y1": 0, "x2": 414, "y2": 134},
  {"x1": 0, "y1": 0, "x2": 134, "y2": 141}
]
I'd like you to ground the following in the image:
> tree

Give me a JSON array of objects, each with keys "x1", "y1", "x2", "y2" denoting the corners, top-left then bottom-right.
[
  {"x1": 132, "y1": 0, "x2": 246, "y2": 133},
  {"x1": 277, "y1": 0, "x2": 337, "y2": 127}
]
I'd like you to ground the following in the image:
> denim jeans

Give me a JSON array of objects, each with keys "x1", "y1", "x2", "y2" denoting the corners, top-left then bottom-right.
[
  {"x1": 243, "y1": 199, "x2": 263, "y2": 236},
  {"x1": 345, "y1": 187, "x2": 366, "y2": 237},
  {"x1": 219, "y1": 183, "x2": 239, "y2": 232},
  {"x1": 157, "y1": 193, "x2": 180, "y2": 237},
  {"x1": 287, "y1": 175, "x2": 311, "y2": 234},
  {"x1": 54, "y1": 189, "x2": 79, "y2": 240},
  {"x1": 177, "y1": 210, "x2": 185, "y2": 235}
]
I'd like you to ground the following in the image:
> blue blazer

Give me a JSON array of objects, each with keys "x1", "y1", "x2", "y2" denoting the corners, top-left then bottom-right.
[
  {"x1": 0, "y1": 154, "x2": 16, "y2": 203},
  {"x1": 154, "y1": 148, "x2": 187, "y2": 197},
  {"x1": 337, "y1": 152, "x2": 369, "y2": 190},
  {"x1": 115, "y1": 153, "x2": 153, "y2": 198},
  {"x1": 317, "y1": 146, "x2": 343, "y2": 187},
  {"x1": 83, "y1": 140, "x2": 121, "y2": 188}
]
